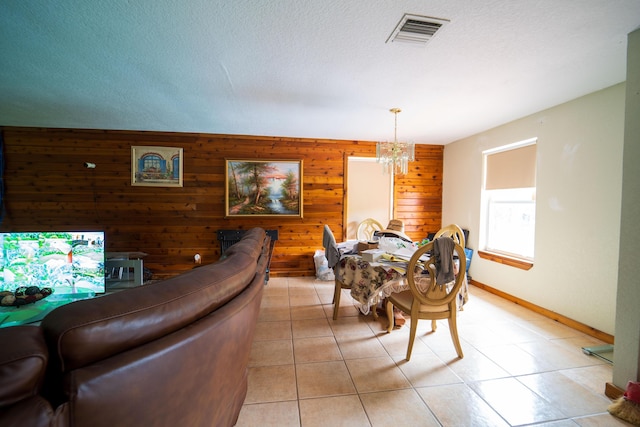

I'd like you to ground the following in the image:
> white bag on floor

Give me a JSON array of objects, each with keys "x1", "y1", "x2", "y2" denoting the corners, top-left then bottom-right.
[{"x1": 314, "y1": 250, "x2": 335, "y2": 281}]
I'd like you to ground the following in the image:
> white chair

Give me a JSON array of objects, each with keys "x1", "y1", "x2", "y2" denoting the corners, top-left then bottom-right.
[
  {"x1": 356, "y1": 218, "x2": 383, "y2": 241},
  {"x1": 434, "y1": 224, "x2": 465, "y2": 247}
]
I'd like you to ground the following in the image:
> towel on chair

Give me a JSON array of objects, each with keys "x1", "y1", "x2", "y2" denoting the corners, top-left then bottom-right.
[
  {"x1": 323, "y1": 225, "x2": 340, "y2": 269},
  {"x1": 434, "y1": 237, "x2": 455, "y2": 285}
]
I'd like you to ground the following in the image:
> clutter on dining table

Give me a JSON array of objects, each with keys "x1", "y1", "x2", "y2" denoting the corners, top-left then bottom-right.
[
  {"x1": 357, "y1": 241, "x2": 379, "y2": 254},
  {"x1": 337, "y1": 240, "x2": 359, "y2": 255},
  {"x1": 336, "y1": 233, "x2": 469, "y2": 317},
  {"x1": 416, "y1": 237, "x2": 431, "y2": 247},
  {"x1": 377, "y1": 235, "x2": 415, "y2": 253},
  {"x1": 374, "y1": 219, "x2": 413, "y2": 243},
  {"x1": 361, "y1": 249, "x2": 385, "y2": 262}
]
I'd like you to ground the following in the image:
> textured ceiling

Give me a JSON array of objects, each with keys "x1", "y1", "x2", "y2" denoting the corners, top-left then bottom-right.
[{"x1": 1, "y1": 0, "x2": 639, "y2": 144}]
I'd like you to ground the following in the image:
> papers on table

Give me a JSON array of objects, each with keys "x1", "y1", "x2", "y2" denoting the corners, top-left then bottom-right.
[
  {"x1": 390, "y1": 247, "x2": 415, "y2": 261},
  {"x1": 376, "y1": 253, "x2": 409, "y2": 275},
  {"x1": 392, "y1": 247, "x2": 430, "y2": 262},
  {"x1": 337, "y1": 240, "x2": 359, "y2": 255},
  {"x1": 374, "y1": 247, "x2": 430, "y2": 275},
  {"x1": 337, "y1": 240, "x2": 430, "y2": 275}
]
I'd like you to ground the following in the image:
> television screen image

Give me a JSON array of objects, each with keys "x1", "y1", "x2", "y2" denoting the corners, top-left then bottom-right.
[{"x1": 0, "y1": 231, "x2": 106, "y2": 297}]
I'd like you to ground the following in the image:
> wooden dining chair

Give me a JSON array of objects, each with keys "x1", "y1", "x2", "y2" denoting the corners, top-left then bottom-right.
[
  {"x1": 434, "y1": 223, "x2": 466, "y2": 247},
  {"x1": 434, "y1": 223, "x2": 469, "y2": 311},
  {"x1": 385, "y1": 238, "x2": 467, "y2": 360},
  {"x1": 356, "y1": 218, "x2": 383, "y2": 241}
]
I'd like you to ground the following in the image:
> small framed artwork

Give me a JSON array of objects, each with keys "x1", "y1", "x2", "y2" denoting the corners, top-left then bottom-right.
[
  {"x1": 131, "y1": 146, "x2": 183, "y2": 187},
  {"x1": 225, "y1": 159, "x2": 303, "y2": 217}
]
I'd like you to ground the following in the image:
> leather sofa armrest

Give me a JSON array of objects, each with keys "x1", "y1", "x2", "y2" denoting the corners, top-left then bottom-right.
[{"x1": 0, "y1": 325, "x2": 48, "y2": 407}]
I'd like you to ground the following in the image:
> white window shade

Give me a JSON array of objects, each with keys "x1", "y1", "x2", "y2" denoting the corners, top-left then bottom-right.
[{"x1": 485, "y1": 144, "x2": 537, "y2": 190}]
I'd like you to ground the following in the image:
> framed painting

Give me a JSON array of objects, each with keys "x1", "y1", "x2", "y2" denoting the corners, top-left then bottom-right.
[
  {"x1": 131, "y1": 146, "x2": 183, "y2": 187},
  {"x1": 225, "y1": 159, "x2": 303, "y2": 217}
]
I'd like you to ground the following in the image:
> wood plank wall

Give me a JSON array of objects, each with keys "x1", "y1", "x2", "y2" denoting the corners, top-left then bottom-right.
[{"x1": 0, "y1": 127, "x2": 443, "y2": 279}]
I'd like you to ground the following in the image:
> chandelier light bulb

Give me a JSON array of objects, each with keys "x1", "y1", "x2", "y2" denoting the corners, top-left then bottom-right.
[{"x1": 376, "y1": 108, "x2": 415, "y2": 176}]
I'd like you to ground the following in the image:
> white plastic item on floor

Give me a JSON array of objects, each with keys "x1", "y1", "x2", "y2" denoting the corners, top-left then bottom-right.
[{"x1": 313, "y1": 250, "x2": 335, "y2": 281}]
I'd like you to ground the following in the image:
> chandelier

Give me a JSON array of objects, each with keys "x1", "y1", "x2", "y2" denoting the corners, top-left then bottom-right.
[{"x1": 376, "y1": 108, "x2": 415, "y2": 175}]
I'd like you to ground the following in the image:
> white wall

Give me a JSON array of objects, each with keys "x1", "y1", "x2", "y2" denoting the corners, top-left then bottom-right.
[
  {"x1": 613, "y1": 27, "x2": 640, "y2": 387},
  {"x1": 443, "y1": 83, "x2": 625, "y2": 335}
]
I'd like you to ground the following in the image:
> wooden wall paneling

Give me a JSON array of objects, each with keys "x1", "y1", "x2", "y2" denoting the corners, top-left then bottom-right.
[
  {"x1": 0, "y1": 127, "x2": 442, "y2": 279},
  {"x1": 393, "y1": 144, "x2": 444, "y2": 240}
]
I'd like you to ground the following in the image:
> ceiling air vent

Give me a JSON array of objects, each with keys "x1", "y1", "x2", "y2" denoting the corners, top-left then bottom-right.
[{"x1": 386, "y1": 14, "x2": 449, "y2": 45}]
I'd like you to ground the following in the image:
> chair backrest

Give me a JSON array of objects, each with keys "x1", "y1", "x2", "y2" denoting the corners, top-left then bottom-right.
[
  {"x1": 406, "y1": 238, "x2": 467, "y2": 309},
  {"x1": 434, "y1": 224, "x2": 466, "y2": 248},
  {"x1": 356, "y1": 218, "x2": 383, "y2": 241}
]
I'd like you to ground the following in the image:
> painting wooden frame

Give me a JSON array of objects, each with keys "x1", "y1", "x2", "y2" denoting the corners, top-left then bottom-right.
[
  {"x1": 225, "y1": 159, "x2": 303, "y2": 218},
  {"x1": 131, "y1": 146, "x2": 183, "y2": 187}
]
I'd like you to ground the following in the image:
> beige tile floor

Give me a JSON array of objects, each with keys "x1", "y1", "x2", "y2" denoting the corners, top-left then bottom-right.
[{"x1": 236, "y1": 276, "x2": 629, "y2": 427}]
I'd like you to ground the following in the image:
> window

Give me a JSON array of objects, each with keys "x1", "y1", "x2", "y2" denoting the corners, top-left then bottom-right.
[
  {"x1": 480, "y1": 139, "x2": 537, "y2": 263},
  {"x1": 485, "y1": 188, "x2": 536, "y2": 259}
]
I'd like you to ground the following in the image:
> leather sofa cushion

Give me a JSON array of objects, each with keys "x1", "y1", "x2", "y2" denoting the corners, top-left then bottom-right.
[{"x1": 0, "y1": 395, "x2": 53, "y2": 427}]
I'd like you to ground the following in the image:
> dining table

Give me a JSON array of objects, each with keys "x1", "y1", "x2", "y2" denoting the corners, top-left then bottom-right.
[
  {"x1": 336, "y1": 254, "x2": 407, "y2": 316},
  {"x1": 336, "y1": 252, "x2": 469, "y2": 320}
]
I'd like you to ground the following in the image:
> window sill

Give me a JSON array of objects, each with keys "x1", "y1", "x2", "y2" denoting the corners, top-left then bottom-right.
[{"x1": 477, "y1": 250, "x2": 533, "y2": 270}]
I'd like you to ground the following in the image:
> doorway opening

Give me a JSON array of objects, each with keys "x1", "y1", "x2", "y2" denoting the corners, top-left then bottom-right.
[{"x1": 346, "y1": 157, "x2": 392, "y2": 240}]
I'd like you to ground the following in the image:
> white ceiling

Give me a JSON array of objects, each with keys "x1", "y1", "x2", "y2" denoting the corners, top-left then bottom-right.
[{"x1": 1, "y1": 1, "x2": 639, "y2": 145}]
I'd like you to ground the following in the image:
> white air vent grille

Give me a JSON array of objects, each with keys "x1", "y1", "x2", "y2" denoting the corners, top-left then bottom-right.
[{"x1": 386, "y1": 14, "x2": 449, "y2": 45}]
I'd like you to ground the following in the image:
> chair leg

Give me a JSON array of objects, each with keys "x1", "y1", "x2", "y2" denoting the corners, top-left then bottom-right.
[
  {"x1": 406, "y1": 315, "x2": 418, "y2": 361},
  {"x1": 431, "y1": 319, "x2": 437, "y2": 331},
  {"x1": 333, "y1": 283, "x2": 342, "y2": 320},
  {"x1": 448, "y1": 316, "x2": 464, "y2": 358},
  {"x1": 385, "y1": 299, "x2": 394, "y2": 333}
]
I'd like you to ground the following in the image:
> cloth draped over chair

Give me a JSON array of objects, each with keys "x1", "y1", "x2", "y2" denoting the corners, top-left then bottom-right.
[
  {"x1": 323, "y1": 225, "x2": 340, "y2": 269},
  {"x1": 434, "y1": 237, "x2": 455, "y2": 285},
  {"x1": 434, "y1": 224, "x2": 469, "y2": 308},
  {"x1": 324, "y1": 224, "x2": 353, "y2": 320}
]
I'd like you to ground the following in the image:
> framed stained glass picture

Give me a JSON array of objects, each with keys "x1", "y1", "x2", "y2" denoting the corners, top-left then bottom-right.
[{"x1": 131, "y1": 146, "x2": 183, "y2": 187}]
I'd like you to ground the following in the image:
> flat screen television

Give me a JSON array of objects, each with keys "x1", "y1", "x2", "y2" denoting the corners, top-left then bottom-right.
[{"x1": 0, "y1": 231, "x2": 106, "y2": 296}]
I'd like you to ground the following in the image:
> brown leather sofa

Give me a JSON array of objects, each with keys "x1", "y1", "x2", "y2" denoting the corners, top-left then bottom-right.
[{"x1": 0, "y1": 227, "x2": 270, "y2": 427}]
